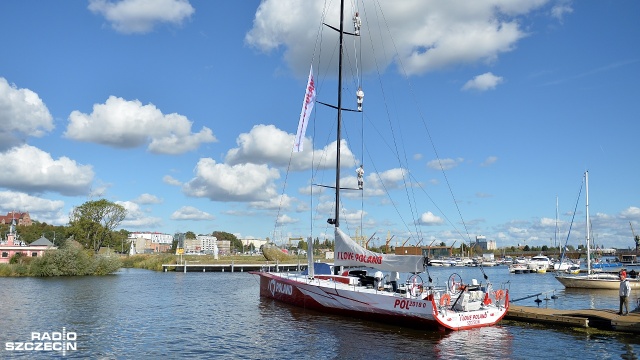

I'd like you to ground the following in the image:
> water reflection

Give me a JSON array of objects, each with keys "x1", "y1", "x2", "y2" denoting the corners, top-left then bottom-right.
[
  {"x1": 622, "y1": 343, "x2": 639, "y2": 360},
  {"x1": 0, "y1": 268, "x2": 638, "y2": 359},
  {"x1": 434, "y1": 326, "x2": 513, "y2": 359},
  {"x1": 562, "y1": 287, "x2": 621, "y2": 310}
]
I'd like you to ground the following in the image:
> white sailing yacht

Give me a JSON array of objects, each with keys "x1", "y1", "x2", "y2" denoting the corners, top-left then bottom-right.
[
  {"x1": 555, "y1": 171, "x2": 640, "y2": 290},
  {"x1": 251, "y1": 0, "x2": 509, "y2": 331}
]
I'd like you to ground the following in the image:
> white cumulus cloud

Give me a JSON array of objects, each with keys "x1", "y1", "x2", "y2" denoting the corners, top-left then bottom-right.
[
  {"x1": 462, "y1": 72, "x2": 504, "y2": 91},
  {"x1": 183, "y1": 158, "x2": 281, "y2": 202},
  {"x1": 163, "y1": 175, "x2": 182, "y2": 186},
  {"x1": 117, "y1": 200, "x2": 163, "y2": 228},
  {"x1": 134, "y1": 193, "x2": 162, "y2": 204},
  {"x1": 170, "y1": 206, "x2": 214, "y2": 220},
  {"x1": 245, "y1": 1, "x2": 553, "y2": 76},
  {"x1": 225, "y1": 124, "x2": 356, "y2": 171},
  {"x1": 276, "y1": 214, "x2": 298, "y2": 225},
  {"x1": 0, "y1": 145, "x2": 94, "y2": 196},
  {"x1": 250, "y1": 194, "x2": 294, "y2": 211},
  {"x1": 0, "y1": 78, "x2": 54, "y2": 151},
  {"x1": 65, "y1": 96, "x2": 216, "y2": 154},
  {"x1": 88, "y1": 0, "x2": 195, "y2": 34},
  {"x1": 417, "y1": 211, "x2": 444, "y2": 226},
  {"x1": 427, "y1": 158, "x2": 464, "y2": 171}
]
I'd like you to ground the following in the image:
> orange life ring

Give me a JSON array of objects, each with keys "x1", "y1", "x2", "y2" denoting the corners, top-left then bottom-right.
[
  {"x1": 495, "y1": 289, "x2": 505, "y2": 301},
  {"x1": 440, "y1": 293, "x2": 451, "y2": 306}
]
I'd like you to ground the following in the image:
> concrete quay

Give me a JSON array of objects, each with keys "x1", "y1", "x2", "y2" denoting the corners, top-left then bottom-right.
[{"x1": 506, "y1": 304, "x2": 640, "y2": 333}]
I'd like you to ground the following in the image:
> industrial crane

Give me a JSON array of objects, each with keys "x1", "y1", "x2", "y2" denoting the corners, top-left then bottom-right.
[
  {"x1": 631, "y1": 222, "x2": 640, "y2": 253},
  {"x1": 384, "y1": 232, "x2": 395, "y2": 253}
]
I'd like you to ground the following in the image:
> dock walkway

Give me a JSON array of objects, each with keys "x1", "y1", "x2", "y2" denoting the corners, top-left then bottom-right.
[
  {"x1": 507, "y1": 305, "x2": 640, "y2": 333},
  {"x1": 161, "y1": 262, "x2": 307, "y2": 273}
]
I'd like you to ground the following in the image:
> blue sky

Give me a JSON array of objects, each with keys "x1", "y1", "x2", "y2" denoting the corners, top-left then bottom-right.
[{"x1": 0, "y1": 0, "x2": 638, "y2": 250}]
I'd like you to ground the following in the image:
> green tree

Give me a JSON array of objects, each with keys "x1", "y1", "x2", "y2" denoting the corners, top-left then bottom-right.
[
  {"x1": 111, "y1": 229, "x2": 130, "y2": 253},
  {"x1": 68, "y1": 199, "x2": 127, "y2": 253},
  {"x1": 0, "y1": 222, "x2": 69, "y2": 245}
]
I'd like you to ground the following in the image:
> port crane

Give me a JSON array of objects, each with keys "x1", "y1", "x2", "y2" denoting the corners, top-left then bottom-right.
[{"x1": 631, "y1": 222, "x2": 640, "y2": 253}]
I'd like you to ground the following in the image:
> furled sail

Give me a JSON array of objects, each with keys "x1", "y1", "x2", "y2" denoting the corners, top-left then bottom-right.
[{"x1": 334, "y1": 227, "x2": 424, "y2": 273}]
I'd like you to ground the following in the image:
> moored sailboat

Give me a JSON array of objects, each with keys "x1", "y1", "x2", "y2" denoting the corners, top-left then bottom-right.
[
  {"x1": 250, "y1": 0, "x2": 509, "y2": 331},
  {"x1": 555, "y1": 171, "x2": 640, "y2": 290}
]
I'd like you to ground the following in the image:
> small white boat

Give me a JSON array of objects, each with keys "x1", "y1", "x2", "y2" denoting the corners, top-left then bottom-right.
[
  {"x1": 429, "y1": 259, "x2": 446, "y2": 267},
  {"x1": 509, "y1": 263, "x2": 530, "y2": 274},
  {"x1": 553, "y1": 258, "x2": 580, "y2": 271},
  {"x1": 529, "y1": 254, "x2": 552, "y2": 271}
]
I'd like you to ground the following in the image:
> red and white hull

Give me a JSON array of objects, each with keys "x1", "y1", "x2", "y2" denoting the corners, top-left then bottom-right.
[{"x1": 251, "y1": 271, "x2": 509, "y2": 331}]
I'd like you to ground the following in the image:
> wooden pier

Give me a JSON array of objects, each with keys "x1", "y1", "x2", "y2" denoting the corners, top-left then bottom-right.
[
  {"x1": 161, "y1": 262, "x2": 307, "y2": 273},
  {"x1": 506, "y1": 305, "x2": 640, "y2": 333}
]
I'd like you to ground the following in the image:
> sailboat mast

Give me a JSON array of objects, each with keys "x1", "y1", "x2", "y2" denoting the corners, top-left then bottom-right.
[
  {"x1": 585, "y1": 171, "x2": 591, "y2": 275},
  {"x1": 334, "y1": 0, "x2": 345, "y2": 228},
  {"x1": 555, "y1": 196, "x2": 558, "y2": 249}
]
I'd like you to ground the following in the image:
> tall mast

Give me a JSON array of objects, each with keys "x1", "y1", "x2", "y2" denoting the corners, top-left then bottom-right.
[
  {"x1": 585, "y1": 171, "x2": 591, "y2": 275},
  {"x1": 555, "y1": 196, "x2": 558, "y2": 249},
  {"x1": 334, "y1": 0, "x2": 345, "y2": 228}
]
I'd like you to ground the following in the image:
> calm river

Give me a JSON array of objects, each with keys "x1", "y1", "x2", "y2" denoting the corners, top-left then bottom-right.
[{"x1": 0, "y1": 266, "x2": 638, "y2": 359}]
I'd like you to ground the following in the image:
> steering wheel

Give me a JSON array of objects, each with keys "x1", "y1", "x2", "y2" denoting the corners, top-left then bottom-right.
[
  {"x1": 448, "y1": 273, "x2": 463, "y2": 295},
  {"x1": 408, "y1": 274, "x2": 424, "y2": 298}
]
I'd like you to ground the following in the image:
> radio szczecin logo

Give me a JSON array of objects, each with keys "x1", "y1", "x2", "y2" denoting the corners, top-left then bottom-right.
[{"x1": 5, "y1": 327, "x2": 77, "y2": 356}]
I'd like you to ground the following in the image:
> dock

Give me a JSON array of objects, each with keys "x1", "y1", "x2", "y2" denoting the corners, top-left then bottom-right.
[
  {"x1": 161, "y1": 261, "x2": 307, "y2": 273},
  {"x1": 506, "y1": 305, "x2": 640, "y2": 333}
]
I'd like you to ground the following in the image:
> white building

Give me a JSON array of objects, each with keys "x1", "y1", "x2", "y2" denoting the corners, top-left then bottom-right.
[
  {"x1": 475, "y1": 235, "x2": 497, "y2": 251},
  {"x1": 196, "y1": 235, "x2": 218, "y2": 252},
  {"x1": 128, "y1": 232, "x2": 173, "y2": 244},
  {"x1": 127, "y1": 232, "x2": 174, "y2": 254},
  {"x1": 240, "y1": 238, "x2": 267, "y2": 250}
]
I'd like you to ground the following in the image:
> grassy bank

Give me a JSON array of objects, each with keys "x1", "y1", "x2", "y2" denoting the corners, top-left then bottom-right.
[
  {"x1": 0, "y1": 242, "x2": 121, "y2": 277},
  {"x1": 121, "y1": 253, "x2": 313, "y2": 271},
  {"x1": 0, "y1": 251, "x2": 311, "y2": 276}
]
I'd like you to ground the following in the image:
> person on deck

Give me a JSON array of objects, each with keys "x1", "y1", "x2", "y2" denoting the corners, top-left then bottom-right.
[
  {"x1": 374, "y1": 270, "x2": 384, "y2": 290},
  {"x1": 619, "y1": 273, "x2": 631, "y2": 316},
  {"x1": 390, "y1": 271, "x2": 399, "y2": 292}
]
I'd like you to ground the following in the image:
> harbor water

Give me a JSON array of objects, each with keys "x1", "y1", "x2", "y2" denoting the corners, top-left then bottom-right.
[{"x1": 0, "y1": 266, "x2": 639, "y2": 359}]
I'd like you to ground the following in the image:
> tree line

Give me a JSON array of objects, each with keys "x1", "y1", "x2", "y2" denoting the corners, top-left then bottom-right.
[{"x1": 1, "y1": 199, "x2": 243, "y2": 254}]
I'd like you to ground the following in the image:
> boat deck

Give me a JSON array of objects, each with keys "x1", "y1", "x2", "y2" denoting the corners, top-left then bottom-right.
[{"x1": 506, "y1": 305, "x2": 640, "y2": 333}]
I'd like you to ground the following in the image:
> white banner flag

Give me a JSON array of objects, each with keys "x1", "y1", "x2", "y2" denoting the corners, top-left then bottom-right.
[{"x1": 293, "y1": 65, "x2": 316, "y2": 152}]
